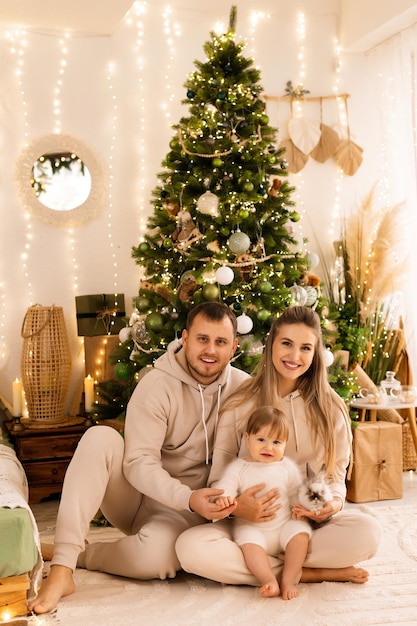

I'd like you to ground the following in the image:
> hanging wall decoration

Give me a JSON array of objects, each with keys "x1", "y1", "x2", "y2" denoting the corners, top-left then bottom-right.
[{"x1": 264, "y1": 83, "x2": 363, "y2": 176}]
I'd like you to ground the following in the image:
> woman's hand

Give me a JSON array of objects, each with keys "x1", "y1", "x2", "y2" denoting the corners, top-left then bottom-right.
[
  {"x1": 292, "y1": 497, "x2": 343, "y2": 524},
  {"x1": 233, "y1": 484, "x2": 281, "y2": 522}
]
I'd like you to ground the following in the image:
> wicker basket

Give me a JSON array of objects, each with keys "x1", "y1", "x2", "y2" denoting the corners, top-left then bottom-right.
[
  {"x1": 402, "y1": 422, "x2": 417, "y2": 471},
  {"x1": 21, "y1": 305, "x2": 71, "y2": 427}
]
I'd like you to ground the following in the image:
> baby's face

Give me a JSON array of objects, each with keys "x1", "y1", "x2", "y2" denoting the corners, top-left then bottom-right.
[{"x1": 245, "y1": 426, "x2": 286, "y2": 464}]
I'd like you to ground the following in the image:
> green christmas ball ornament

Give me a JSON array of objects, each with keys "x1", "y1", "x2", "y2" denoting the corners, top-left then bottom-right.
[
  {"x1": 274, "y1": 260, "x2": 285, "y2": 272},
  {"x1": 258, "y1": 280, "x2": 273, "y2": 294},
  {"x1": 114, "y1": 361, "x2": 133, "y2": 381},
  {"x1": 212, "y1": 157, "x2": 223, "y2": 168},
  {"x1": 138, "y1": 242, "x2": 150, "y2": 254},
  {"x1": 243, "y1": 181, "x2": 254, "y2": 192},
  {"x1": 290, "y1": 211, "x2": 301, "y2": 222},
  {"x1": 202, "y1": 284, "x2": 219, "y2": 301},
  {"x1": 238, "y1": 209, "x2": 249, "y2": 220},
  {"x1": 145, "y1": 312, "x2": 164, "y2": 332},
  {"x1": 136, "y1": 296, "x2": 151, "y2": 312},
  {"x1": 186, "y1": 89, "x2": 195, "y2": 99},
  {"x1": 163, "y1": 238, "x2": 173, "y2": 249},
  {"x1": 256, "y1": 309, "x2": 270, "y2": 322}
]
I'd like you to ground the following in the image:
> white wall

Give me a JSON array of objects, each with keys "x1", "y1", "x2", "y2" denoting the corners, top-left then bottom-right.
[
  {"x1": 0, "y1": 1, "x2": 384, "y2": 413},
  {"x1": 341, "y1": 0, "x2": 417, "y2": 50}
]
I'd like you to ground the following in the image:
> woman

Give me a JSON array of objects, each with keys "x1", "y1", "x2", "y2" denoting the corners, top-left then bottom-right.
[{"x1": 176, "y1": 306, "x2": 382, "y2": 587}]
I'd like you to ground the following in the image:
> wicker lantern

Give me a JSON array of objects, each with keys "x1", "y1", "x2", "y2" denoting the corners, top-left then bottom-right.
[{"x1": 20, "y1": 305, "x2": 71, "y2": 427}]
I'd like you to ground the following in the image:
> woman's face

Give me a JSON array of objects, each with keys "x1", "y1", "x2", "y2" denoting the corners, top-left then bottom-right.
[{"x1": 271, "y1": 322, "x2": 317, "y2": 393}]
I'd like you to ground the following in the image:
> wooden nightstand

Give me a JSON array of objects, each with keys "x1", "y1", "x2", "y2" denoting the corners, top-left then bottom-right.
[{"x1": 5, "y1": 419, "x2": 89, "y2": 504}]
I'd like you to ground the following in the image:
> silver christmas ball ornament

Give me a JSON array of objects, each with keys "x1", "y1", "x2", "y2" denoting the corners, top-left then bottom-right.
[{"x1": 228, "y1": 231, "x2": 251, "y2": 254}]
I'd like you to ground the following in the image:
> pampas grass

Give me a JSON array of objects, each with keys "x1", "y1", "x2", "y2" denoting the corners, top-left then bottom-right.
[
  {"x1": 343, "y1": 187, "x2": 408, "y2": 325},
  {"x1": 319, "y1": 186, "x2": 410, "y2": 383}
]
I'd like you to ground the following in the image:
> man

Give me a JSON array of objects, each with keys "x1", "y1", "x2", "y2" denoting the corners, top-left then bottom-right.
[{"x1": 30, "y1": 301, "x2": 249, "y2": 614}]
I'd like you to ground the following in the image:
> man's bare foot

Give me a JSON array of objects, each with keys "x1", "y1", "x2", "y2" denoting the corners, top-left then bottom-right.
[
  {"x1": 281, "y1": 581, "x2": 299, "y2": 600},
  {"x1": 41, "y1": 542, "x2": 54, "y2": 561},
  {"x1": 259, "y1": 578, "x2": 279, "y2": 597},
  {"x1": 28, "y1": 564, "x2": 75, "y2": 614},
  {"x1": 301, "y1": 565, "x2": 369, "y2": 584}
]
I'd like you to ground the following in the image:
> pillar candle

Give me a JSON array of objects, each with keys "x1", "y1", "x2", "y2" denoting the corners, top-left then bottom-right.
[
  {"x1": 12, "y1": 378, "x2": 23, "y2": 417},
  {"x1": 84, "y1": 375, "x2": 95, "y2": 413}
]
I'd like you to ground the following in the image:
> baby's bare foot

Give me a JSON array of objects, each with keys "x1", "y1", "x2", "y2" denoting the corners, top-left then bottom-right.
[
  {"x1": 281, "y1": 581, "x2": 299, "y2": 600},
  {"x1": 259, "y1": 578, "x2": 279, "y2": 597}
]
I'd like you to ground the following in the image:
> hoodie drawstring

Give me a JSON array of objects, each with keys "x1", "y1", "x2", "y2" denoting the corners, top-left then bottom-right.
[
  {"x1": 197, "y1": 384, "x2": 209, "y2": 465},
  {"x1": 197, "y1": 383, "x2": 222, "y2": 465},
  {"x1": 288, "y1": 393, "x2": 300, "y2": 452}
]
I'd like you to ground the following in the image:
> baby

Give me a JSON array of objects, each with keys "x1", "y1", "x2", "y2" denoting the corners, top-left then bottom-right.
[{"x1": 213, "y1": 406, "x2": 311, "y2": 599}]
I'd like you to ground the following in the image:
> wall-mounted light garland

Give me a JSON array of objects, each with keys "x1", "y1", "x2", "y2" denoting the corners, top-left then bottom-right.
[
  {"x1": 292, "y1": 11, "x2": 307, "y2": 254},
  {"x1": 161, "y1": 5, "x2": 181, "y2": 130},
  {"x1": 329, "y1": 37, "x2": 344, "y2": 242},
  {"x1": 6, "y1": 28, "x2": 36, "y2": 306},
  {"x1": 104, "y1": 59, "x2": 120, "y2": 294},
  {"x1": 130, "y1": 0, "x2": 148, "y2": 243},
  {"x1": 54, "y1": 33, "x2": 70, "y2": 134}
]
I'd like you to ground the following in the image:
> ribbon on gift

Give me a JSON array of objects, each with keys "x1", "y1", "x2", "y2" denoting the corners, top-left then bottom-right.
[{"x1": 96, "y1": 307, "x2": 121, "y2": 334}]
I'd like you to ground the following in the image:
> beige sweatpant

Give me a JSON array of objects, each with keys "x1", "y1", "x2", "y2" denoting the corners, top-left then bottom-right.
[
  {"x1": 176, "y1": 509, "x2": 382, "y2": 585},
  {"x1": 51, "y1": 425, "x2": 202, "y2": 580}
]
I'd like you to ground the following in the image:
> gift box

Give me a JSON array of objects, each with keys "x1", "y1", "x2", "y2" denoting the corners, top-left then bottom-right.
[
  {"x1": 84, "y1": 335, "x2": 120, "y2": 382},
  {"x1": 347, "y1": 421, "x2": 403, "y2": 503},
  {"x1": 76, "y1": 294, "x2": 126, "y2": 336}
]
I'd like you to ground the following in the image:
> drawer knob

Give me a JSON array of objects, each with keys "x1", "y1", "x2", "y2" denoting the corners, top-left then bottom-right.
[{"x1": 52, "y1": 468, "x2": 58, "y2": 475}]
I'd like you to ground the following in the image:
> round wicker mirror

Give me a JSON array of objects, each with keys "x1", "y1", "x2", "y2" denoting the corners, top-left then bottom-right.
[{"x1": 15, "y1": 134, "x2": 106, "y2": 226}]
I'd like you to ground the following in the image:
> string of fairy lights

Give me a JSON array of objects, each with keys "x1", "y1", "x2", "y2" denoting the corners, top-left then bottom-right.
[
  {"x1": 127, "y1": 0, "x2": 148, "y2": 242},
  {"x1": 291, "y1": 11, "x2": 307, "y2": 254}
]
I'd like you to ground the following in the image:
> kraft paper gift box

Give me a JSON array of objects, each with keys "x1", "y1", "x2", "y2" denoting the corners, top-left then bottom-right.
[
  {"x1": 347, "y1": 421, "x2": 403, "y2": 503},
  {"x1": 84, "y1": 335, "x2": 120, "y2": 383},
  {"x1": 76, "y1": 294, "x2": 126, "y2": 336}
]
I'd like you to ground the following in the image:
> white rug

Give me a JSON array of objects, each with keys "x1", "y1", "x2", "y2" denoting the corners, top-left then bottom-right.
[{"x1": 37, "y1": 504, "x2": 417, "y2": 626}]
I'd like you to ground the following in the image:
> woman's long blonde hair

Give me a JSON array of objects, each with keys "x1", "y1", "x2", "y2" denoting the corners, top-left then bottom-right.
[{"x1": 224, "y1": 306, "x2": 348, "y2": 474}]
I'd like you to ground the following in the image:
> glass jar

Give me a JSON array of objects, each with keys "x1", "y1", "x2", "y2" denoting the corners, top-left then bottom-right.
[{"x1": 380, "y1": 371, "x2": 401, "y2": 400}]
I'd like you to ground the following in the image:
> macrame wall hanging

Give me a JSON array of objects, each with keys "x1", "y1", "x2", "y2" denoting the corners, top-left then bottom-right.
[{"x1": 263, "y1": 88, "x2": 363, "y2": 176}]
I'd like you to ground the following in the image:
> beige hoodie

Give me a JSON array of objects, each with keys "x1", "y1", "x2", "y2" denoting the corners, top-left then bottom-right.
[{"x1": 123, "y1": 339, "x2": 249, "y2": 513}]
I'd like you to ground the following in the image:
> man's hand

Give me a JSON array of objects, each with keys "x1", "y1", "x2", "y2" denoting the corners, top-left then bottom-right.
[
  {"x1": 233, "y1": 484, "x2": 281, "y2": 522},
  {"x1": 189, "y1": 488, "x2": 237, "y2": 520}
]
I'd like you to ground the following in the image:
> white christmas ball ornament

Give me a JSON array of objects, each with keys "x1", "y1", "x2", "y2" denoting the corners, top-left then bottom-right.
[
  {"x1": 307, "y1": 251, "x2": 320, "y2": 269},
  {"x1": 237, "y1": 313, "x2": 253, "y2": 334},
  {"x1": 215, "y1": 266, "x2": 234, "y2": 285},
  {"x1": 197, "y1": 191, "x2": 220, "y2": 216},
  {"x1": 119, "y1": 326, "x2": 132, "y2": 343},
  {"x1": 289, "y1": 284, "x2": 308, "y2": 306},
  {"x1": 322, "y1": 349, "x2": 334, "y2": 367},
  {"x1": 304, "y1": 285, "x2": 318, "y2": 306},
  {"x1": 228, "y1": 231, "x2": 251, "y2": 254}
]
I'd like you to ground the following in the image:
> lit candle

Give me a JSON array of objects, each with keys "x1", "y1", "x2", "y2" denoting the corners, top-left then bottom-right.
[
  {"x1": 84, "y1": 375, "x2": 95, "y2": 413},
  {"x1": 12, "y1": 378, "x2": 23, "y2": 417}
]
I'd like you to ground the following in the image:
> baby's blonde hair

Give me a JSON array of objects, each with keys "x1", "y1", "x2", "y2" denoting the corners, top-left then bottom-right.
[{"x1": 246, "y1": 405, "x2": 288, "y2": 442}]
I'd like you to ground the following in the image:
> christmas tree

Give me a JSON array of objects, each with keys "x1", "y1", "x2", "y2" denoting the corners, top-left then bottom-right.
[{"x1": 96, "y1": 6, "x2": 321, "y2": 419}]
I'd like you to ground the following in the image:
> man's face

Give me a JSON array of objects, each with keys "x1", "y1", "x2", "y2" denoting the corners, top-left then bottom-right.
[{"x1": 182, "y1": 313, "x2": 238, "y2": 385}]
